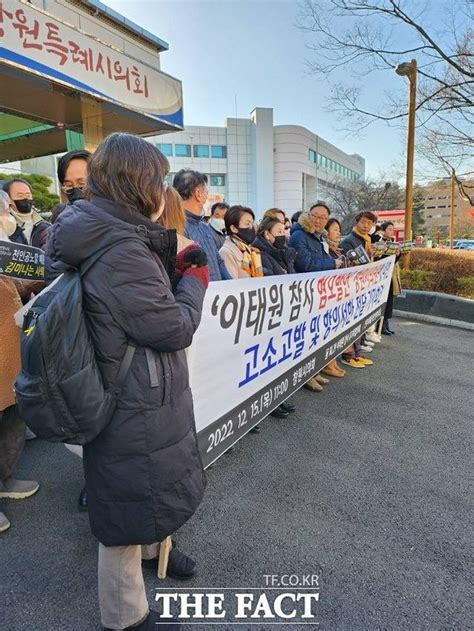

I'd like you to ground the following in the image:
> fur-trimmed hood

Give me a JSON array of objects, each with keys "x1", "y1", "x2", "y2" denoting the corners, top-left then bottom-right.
[{"x1": 297, "y1": 212, "x2": 316, "y2": 235}]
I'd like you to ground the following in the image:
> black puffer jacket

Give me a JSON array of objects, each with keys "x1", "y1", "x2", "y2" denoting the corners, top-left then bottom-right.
[
  {"x1": 252, "y1": 236, "x2": 296, "y2": 276},
  {"x1": 47, "y1": 196, "x2": 207, "y2": 546}
]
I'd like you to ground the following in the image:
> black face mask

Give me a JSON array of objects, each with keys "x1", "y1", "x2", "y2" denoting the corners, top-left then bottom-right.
[
  {"x1": 66, "y1": 187, "x2": 85, "y2": 203},
  {"x1": 237, "y1": 227, "x2": 256, "y2": 244},
  {"x1": 14, "y1": 199, "x2": 33, "y2": 214},
  {"x1": 273, "y1": 235, "x2": 287, "y2": 250}
]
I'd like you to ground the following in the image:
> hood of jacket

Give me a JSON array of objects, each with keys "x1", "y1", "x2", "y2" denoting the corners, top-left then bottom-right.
[
  {"x1": 47, "y1": 196, "x2": 177, "y2": 278},
  {"x1": 295, "y1": 213, "x2": 320, "y2": 236}
]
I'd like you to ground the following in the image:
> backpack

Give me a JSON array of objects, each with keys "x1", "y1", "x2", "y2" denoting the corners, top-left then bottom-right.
[{"x1": 14, "y1": 239, "x2": 138, "y2": 445}]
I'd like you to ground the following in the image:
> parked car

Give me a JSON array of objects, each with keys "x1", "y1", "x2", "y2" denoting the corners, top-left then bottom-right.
[{"x1": 453, "y1": 239, "x2": 474, "y2": 250}]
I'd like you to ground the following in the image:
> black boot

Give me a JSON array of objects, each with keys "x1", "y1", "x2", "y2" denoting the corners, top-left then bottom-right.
[
  {"x1": 78, "y1": 487, "x2": 88, "y2": 511},
  {"x1": 104, "y1": 610, "x2": 181, "y2": 630},
  {"x1": 382, "y1": 319, "x2": 393, "y2": 335},
  {"x1": 279, "y1": 399, "x2": 296, "y2": 413},
  {"x1": 142, "y1": 543, "x2": 196, "y2": 580},
  {"x1": 270, "y1": 405, "x2": 290, "y2": 419},
  {"x1": 385, "y1": 319, "x2": 395, "y2": 334}
]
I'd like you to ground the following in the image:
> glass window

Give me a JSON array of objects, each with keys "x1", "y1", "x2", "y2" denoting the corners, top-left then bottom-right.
[
  {"x1": 308, "y1": 149, "x2": 317, "y2": 163},
  {"x1": 157, "y1": 143, "x2": 173, "y2": 157},
  {"x1": 193, "y1": 144, "x2": 209, "y2": 158},
  {"x1": 211, "y1": 145, "x2": 227, "y2": 158},
  {"x1": 175, "y1": 144, "x2": 191, "y2": 157},
  {"x1": 210, "y1": 174, "x2": 226, "y2": 186},
  {"x1": 164, "y1": 173, "x2": 174, "y2": 184}
]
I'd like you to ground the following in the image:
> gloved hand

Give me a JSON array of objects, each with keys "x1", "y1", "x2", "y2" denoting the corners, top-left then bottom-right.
[
  {"x1": 176, "y1": 244, "x2": 208, "y2": 275},
  {"x1": 183, "y1": 264, "x2": 210, "y2": 289},
  {"x1": 175, "y1": 244, "x2": 209, "y2": 289}
]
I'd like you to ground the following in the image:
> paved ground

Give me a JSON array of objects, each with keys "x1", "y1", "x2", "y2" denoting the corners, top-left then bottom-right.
[{"x1": 1, "y1": 317, "x2": 472, "y2": 630}]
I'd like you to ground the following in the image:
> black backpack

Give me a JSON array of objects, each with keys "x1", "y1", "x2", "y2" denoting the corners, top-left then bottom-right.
[{"x1": 14, "y1": 239, "x2": 138, "y2": 445}]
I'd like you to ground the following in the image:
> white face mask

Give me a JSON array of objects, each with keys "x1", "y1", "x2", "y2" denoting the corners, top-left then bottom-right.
[
  {"x1": 210, "y1": 217, "x2": 225, "y2": 232},
  {"x1": 0, "y1": 214, "x2": 17, "y2": 238}
]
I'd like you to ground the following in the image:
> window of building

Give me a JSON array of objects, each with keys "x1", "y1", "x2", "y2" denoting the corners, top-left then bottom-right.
[
  {"x1": 210, "y1": 174, "x2": 226, "y2": 187},
  {"x1": 211, "y1": 145, "x2": 227, "y2": 158},
  {"x1": 175, "y1": 144, "x2": 191, "y2": 157},
  {"x1": 193, "y1": 144, "x2": 210, "y2": 158},
  {"x1": 157, "y1": 143, "x2": 173, "y2": 156},
  {"x1": 164, "y1": 173, "x2": 174, "y2": 184},
  {"x1": 308, "y1": 149, "x2": 317, "y2": 163}
]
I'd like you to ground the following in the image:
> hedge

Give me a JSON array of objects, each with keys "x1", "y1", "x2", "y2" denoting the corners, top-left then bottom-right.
[{"x1": 399, "y1": 248, "x2": 474, "y2": 299}]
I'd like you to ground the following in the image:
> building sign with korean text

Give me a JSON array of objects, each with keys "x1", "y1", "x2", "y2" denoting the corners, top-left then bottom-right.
[
  {"x1": 0, "y1": 0, "x2": 183, "y2": 126},
  {"x1": 187, "y1": 258, "x2": 395, "y2": 467}
]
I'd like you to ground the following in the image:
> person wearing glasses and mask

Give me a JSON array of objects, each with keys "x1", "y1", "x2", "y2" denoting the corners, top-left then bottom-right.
[
  {"x1": 57, "y1": 149, "x2": 91, "y2": 204},
  {"x1": 3, "y1": 179, "x2": 50, "y2": 250}
]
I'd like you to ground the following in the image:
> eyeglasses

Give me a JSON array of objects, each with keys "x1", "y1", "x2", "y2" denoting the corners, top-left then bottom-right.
[{"x1": 310, "y1": 214, "x2": 328, "y2": 221}]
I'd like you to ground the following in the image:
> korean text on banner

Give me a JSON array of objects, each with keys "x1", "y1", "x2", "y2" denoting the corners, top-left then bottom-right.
[{"x1": 187, "y1": 257, "x2": 395, "y2": 467}]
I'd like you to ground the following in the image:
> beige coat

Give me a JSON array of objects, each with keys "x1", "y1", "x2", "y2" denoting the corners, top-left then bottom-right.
[
  {"x1": 393, "y1": 262, "x2": 402, "y2": 295},
  {"x1": 0, "y1": 278, "x2": 22, "y2": 411},
  {"x1": 219, "y1": 238, "x2": 251, "y2": 279}
]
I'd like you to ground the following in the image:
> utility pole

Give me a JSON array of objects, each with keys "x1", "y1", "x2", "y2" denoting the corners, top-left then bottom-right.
[
  {"x1": 395, "y1": 59, "x2": 417, "y2": 242},
  {"x1": 449, "y1": 169, "x2": 456, "y2": 248}
]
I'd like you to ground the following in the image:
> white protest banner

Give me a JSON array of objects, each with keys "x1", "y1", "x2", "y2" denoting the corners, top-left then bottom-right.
[{"x1": 187, "y1": 257, "x2": 395, "y2": 467}]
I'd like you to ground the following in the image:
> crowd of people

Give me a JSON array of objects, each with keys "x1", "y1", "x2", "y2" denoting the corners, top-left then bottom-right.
[{"x1": 0, "y1": 134, "x2": 402, "y2": 630}]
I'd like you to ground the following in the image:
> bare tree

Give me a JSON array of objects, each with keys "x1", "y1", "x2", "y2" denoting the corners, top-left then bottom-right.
[
  {"x1": 328, "y1": 178, "x2": 404, "y2": 231},
  {"x1": 298, "y1": 0, "x2": 474, "y2": 173}
]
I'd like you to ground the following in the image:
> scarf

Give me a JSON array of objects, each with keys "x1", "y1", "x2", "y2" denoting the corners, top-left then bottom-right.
[
  {"x1": 353, "y1": 227, "x2": 372, "y2": 254},
  {"x1": 326, "y1": 236, "x2": 341, "y2": 255},
  {"x1": 231, "y1": 236, "x2": 264, "y2": 277}
]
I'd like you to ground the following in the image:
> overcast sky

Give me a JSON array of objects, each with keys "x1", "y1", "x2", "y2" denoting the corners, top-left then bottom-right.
[{"x1": 107, "y1": 0, "x2": 433, "y2": 179}]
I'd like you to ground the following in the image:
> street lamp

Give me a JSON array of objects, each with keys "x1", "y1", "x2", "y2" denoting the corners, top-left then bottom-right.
[{"x1": 395, "y1": 59, "x2": 417, "y2": 242}]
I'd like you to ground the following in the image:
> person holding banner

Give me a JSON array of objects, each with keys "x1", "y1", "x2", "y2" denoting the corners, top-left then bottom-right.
[
  {"x1": 3, "y1": 179, "x2": 50, "y2": 250},
  {"x1": 0, "y1": 191, "x2": 40, "y2": 534},
  {"x1": 47, "y1": 133, "x2": 208, "y2": 631},
  {"x1": 289, "y1": 204, "x2": 343, "y2": 389},
  {"x1": 373, "y1": 221, "x2": 402, "y2": 335},
  {"x1": 289, "y1": 203, "x2": 343, "y2": 273},
  {"x1": 252, "y1": 216, "x2": 297, "y2": 418},
  {"x1": 220, "y1": 205, "x2": 264, "y2": 279},
  {"x1": 173, "y1": 169, "x2": 231, "y2": 282}
]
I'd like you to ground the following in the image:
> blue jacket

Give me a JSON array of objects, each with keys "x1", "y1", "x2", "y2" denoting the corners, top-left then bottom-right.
[
  {"x1": 288, "y1": 215, "x2": 336, "y2": 272},
  {"x1": 184, "y1": 211, "x2": 231, "y2": 281}
]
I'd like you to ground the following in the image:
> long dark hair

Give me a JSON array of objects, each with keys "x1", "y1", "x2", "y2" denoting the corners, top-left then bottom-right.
[{"x1": 87, "y1": 133, "x2": 169, "y2": 218}]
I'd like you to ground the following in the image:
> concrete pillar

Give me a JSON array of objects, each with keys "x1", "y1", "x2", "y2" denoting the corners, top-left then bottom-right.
[
  {"x1": 250, "y1": 107, "x2": 274, "y2": 216},
  {"x1": 81, "y1": 97, "x2": 103, "y2": 152}
]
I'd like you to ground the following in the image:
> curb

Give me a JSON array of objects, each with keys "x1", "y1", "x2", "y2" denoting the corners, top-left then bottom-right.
[{"x1": 394, "y1": 309, "x2": 474, "y2": 331}]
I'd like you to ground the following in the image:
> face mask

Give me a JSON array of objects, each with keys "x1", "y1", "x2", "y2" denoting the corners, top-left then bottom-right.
[
  {"x1": 0, "y1": 214, "x2": 17, "y2": 237},
  {"x1": 66, "y1": 187, "x2": 85, "y2": 203},
  {"x1": 14, "y1": 199, "x2": 33, "y2": 214},
  {"x1": 273, "y1": 235, "x2": 287, "y2": 249},
  {"x1": 237, "y1": 227, "x2": 256, "y2": 244},
  {"x1": 210, "y1": 217, "x2": 225, "y2": 232}
]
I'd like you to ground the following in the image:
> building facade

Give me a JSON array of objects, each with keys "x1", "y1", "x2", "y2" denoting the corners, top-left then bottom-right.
[
  {"x1": 421, "y1": 180, "x2": 474, "y2": 236},
  {"x1": 3, "y1": 106, "x2": 366, "y2": 215},
  {"x1": 153, "y1": 107, "x2": 365, "y2": 216}
]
